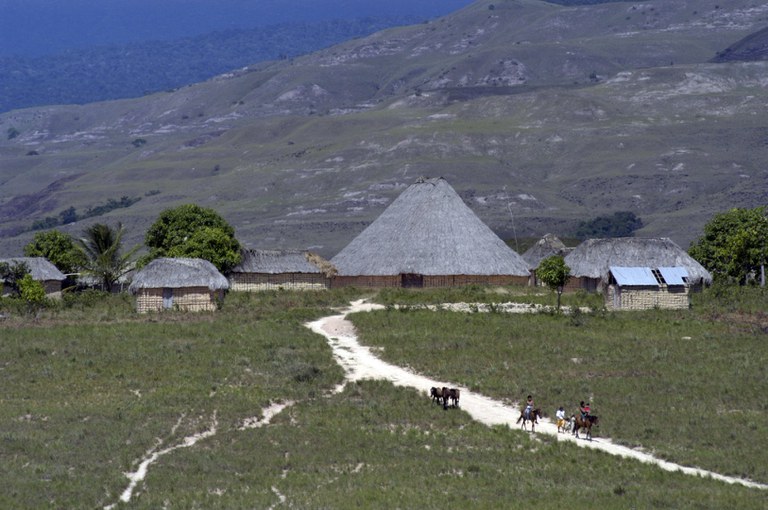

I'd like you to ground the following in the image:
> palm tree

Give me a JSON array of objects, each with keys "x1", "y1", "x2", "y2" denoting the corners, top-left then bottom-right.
[{"x1": 77, "y1": 222, "x2": 139, "y2": 292}]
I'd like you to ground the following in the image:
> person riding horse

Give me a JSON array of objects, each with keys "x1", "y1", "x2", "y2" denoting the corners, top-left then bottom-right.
[{"x1": 524, "y1": 395, "x2": 534, "y2": 420}]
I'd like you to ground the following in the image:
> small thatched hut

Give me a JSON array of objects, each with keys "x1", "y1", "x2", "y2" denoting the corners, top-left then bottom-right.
[
  {"x1": 0, "y1": 257, "x2": 66, "y2": 298},
  {"x1": 129, "y1": 258, "x2": 229, "y2": 312},
  {"x1": 523, "y1": 234, "x2": 572, "y2": 276},
  {"x1": 564, "y1": 238, "x2": 712, "y2": 293},
  {"x1": 330, "y1": 177, "x2": 531, "y2": 288},
  {"x1": 229, "y1": 249, "x2": 334, "y2": 291},
  {"x1": 605, "y1": 266, "x2": 691, "y2": 310}
]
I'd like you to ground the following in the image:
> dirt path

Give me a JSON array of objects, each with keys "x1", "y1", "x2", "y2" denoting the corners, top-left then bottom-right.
[{"x1": 306, "y1": 299, "x2": 767, "y2": 491}]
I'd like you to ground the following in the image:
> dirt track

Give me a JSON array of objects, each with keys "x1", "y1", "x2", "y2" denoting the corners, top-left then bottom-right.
[{"x1": 306, "y1": 299, "x2": 767, "y2": 491}]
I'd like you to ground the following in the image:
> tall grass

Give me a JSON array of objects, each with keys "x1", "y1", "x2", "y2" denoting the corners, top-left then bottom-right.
[
  {"x1": 0, "y1": 286, "x2": 765, "y2": 508},
  {"x1": 350, "y1": 286, "x2": 768, "y2": 484}
]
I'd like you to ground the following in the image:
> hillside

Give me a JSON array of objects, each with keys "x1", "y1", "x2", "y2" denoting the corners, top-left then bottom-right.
[
  {"x1": 0, "y1": 16, "x2": 437, "y2": 113},
  {"x1": 1, "y1": 0, "x2": 767, "y2": 258}
]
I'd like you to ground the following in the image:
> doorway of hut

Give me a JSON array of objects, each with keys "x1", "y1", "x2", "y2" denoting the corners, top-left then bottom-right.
[{"x1": 401, "y1": 273, "x2": 424, "y2": 288}]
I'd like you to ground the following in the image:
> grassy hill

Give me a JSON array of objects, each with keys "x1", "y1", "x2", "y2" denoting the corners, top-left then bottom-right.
[{"x1": 1, "y1": 0, "x2": 767, "y2": 258}]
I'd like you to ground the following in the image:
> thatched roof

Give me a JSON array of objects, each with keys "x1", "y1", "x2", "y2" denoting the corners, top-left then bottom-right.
[
  {"x1": 522, "y1": 234, "x2": 571, "y2": 269},
  {"x1": 564, "y1": 238, "x2": 712, "y2": 285},
  {"x1": 0, "y1": 257, "x2": 65, "y2": 281},
  {"x1": 129, "y1": 258, "x2": 229, "y2": 293},
  {"x1": 331, "y1": 177, "x2": 530, "y2": 276},
  {"x1": 233, "y1": 249, "x2": 336, "y2": 277}
]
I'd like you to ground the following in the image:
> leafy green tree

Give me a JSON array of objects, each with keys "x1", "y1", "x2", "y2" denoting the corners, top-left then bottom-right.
[
  {"x1": 536, "y1": 255, "x2": 571, "y2": 310},
  {"x1": 19, "y1": 274, "x2": 47, "y2": 310},
  {"x1": 0, "y1": 260, "x2": 30, "y2": 297},
  {"x1": 144, "y1": 204, "x2": 241, "y2": 273},
  {"x1": 77, "y1": 223, "x2": 139, "y2": 292},
  {"x1": 166, "y1": 226, "x2": 241, "y2": 273},
  {"x1": 689, "y1": 207, "x2": 768, "y2": 285},
  {"x1": 24, "y1": 230, "x2": 86, "y2": 275}
]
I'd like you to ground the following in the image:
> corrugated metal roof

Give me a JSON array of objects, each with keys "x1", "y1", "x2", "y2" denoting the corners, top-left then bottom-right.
[
  {"x1": 658, "y1": 266, "x2": 688, "y2": 285},
  {"x1": 610, "y1": 266, "x2": 658, "y2": 286}
]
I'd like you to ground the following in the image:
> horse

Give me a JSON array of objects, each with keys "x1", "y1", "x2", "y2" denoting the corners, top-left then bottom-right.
[
  {"x1": 516, "y1": 407, "x2": 542, "y2": 432},
  {"x1": 572, "y1": 414, "x2": 599, "y2": 441},
  {"x1": 430, "y1": 387, "x2": 444, "y2": 405},
  {"x1": 445, "y1": 388, "x2": 460, "y2": 409}
]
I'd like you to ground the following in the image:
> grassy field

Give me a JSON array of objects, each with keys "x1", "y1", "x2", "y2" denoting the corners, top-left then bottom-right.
[{"x1": 1, "y1": 286, "x2": 766, "y2": 508}]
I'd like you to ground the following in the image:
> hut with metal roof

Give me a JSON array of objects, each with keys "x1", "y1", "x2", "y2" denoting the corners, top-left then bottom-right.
[
  {"x1": 229, "y1": 249, "x2": 333, "y2": 291},
  {"x1": 605, "y1": 266, "x2": 691, "y2": 310},
  {"x1": 564, "y1": 237, "x2": 712, "y2": 293},
  {"x1": 0, "y1": 257, "x2": 66, "y2": 298},
  {"x1": 129, "y1": 258, "x2": 229, "y2": 312},
  {"x1": 330, "y1": 177, "x2": 531, "y2": 288}
]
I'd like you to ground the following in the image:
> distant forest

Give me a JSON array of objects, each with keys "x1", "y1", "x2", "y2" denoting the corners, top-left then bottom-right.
[
  {"x1": 545, "y1": 0, "x2": 623, "y2": 4},
  {"x1": 0, "y1": 16, "x2": 422, "y2": 113},
  {"x1": 0, "y1": 1, "x2": 633, "y2": 113}
]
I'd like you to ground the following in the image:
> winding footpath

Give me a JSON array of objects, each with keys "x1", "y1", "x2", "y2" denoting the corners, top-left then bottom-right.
[
  {"x1": 107, "y1": 298, "x2": 765, "y2": 507},
  {"x1": 307, "y1": 299, "x2": 767, "y2": 491}
]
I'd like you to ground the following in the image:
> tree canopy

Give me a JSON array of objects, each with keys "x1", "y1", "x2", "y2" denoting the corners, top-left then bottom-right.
[
  {"x1": 536, "y1": 255, "x2": 571, "y2": 309},
  {"x1": 0, "y1": 260, "x2": 30, "y2": 297},
  {"x1": 575, "y1": 211, "x2": 643, "y2": 239},
  {"x1": 24, "y1": 229, "x2": 86, "y2": 275},
  {"x1": 77, "y1": 222, "x2": 138, "y2": 292},
  {"x1": 144, "y1": 204, "x2": 241, "y2": 273},
  {"x1": 689, "y1": 207, "x2": 768, "y2": 285}
]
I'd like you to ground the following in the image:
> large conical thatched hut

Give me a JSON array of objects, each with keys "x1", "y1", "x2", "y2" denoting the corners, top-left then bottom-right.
[
  {"x1": 0, "y1": 257, "x2": 66, "y2": 298},
  {"x1": 129, "y1": 258, "x2": 229, "y2": 312},
  {"x1": 229, "y1": 249, "x2": 334, "y2": 291},
  {"x1": 563, "y1": 237, "x2": 712, "y2": 292},
  {"x1": 331, "y1": 177, "x2": 531, "y2": 288}
]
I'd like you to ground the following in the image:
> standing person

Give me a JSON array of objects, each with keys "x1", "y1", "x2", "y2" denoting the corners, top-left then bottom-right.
[{"x1": 556, "y1": 406, "x2": 566, "y2": 433}]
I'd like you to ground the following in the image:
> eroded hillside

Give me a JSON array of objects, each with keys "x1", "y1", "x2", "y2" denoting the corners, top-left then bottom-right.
[{"x1": 1, "y1": 0, "x2": 767, "y2": 257}]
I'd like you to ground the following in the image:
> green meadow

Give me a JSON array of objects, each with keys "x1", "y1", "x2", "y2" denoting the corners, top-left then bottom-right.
[{"x1": 1, "y1": 286, "x2": 766, "y2": 509}]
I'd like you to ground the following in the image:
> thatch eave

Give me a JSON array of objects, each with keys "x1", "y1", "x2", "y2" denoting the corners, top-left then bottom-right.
[
  {"x1": 129, "y1": 258, "x2": 229, "y2": 293},
  {"x1": 331, "y1": 177, "x2": 530, "y2": 277},
  {"x1": 0, "y1": 257, "x2": 66, "y2": 281},
  {"x1": 564, "y1": 238, "x2": 712, "y2": 285}
]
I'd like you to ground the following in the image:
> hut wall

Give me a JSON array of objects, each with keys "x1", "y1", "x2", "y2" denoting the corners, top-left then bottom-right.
[
  {"x1": 43, "y1": 280, "x2": 63, "y2": 298},
  {"x1": 2, "y1": 281, "x2": 62, "y2": 298},
  {"x1": 605, "y1": 285, "x2": 690, "y2": 311},
  {"x1": 230, "y1": 273, "x2": 329, "y2": 291},
  {"x1": 423, "y1": 275, "x2": 529, "y2": 287},
  {"x1": 330, "y1": 275, "x2": 401, "y2": 288},
  {"x1": 135, "y1": 287, "x2": 223, "y2": 313},
  {"x1": 563, "y1": 277, "x2": 600, "y2": 293},
  {"x1": 330, "y1": 275, "x2": 529, "y2": 288}
]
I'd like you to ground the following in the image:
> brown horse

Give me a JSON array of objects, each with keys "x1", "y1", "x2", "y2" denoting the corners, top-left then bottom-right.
[
  {"x1": 572, "y1": 414, "x2": 599, "y2": 441},
  {"x1": 445, "y1": 388, "x2": 460, "y2": 409},
  {"x1": 430, "y1": 387, "x2": 444, "y2": 405},
  {"x1": 516, "y1": 408, "x2": 543, "y2": 432}
]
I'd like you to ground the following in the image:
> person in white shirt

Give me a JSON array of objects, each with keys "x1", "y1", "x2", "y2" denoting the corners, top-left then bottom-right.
[{"x1": 556, "y1": 406, "x2": 567, "y2": 433}]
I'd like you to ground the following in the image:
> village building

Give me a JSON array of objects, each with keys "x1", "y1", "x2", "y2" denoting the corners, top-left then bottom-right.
[
  {"x1": 605, "y1": 266, "x2": 691, "y2": 310},
  {"x1": 523, "y1": 234, "x2": 572, "y2": 285},
  {"x1": 330, "y1": 177, "x2": 531, "y2": 288},
  {"x1": 129, "y1": 258, "x2": 229, "y2": 313},
  {"x1": 229, "y1": 249, "x2": 333, "y2": 291},
  {"x1": 0, "y1": 257, "x2": 66, "y2": 298},
  {"x1": 563, "y1": 237, "x2": 712, "y2": 293}
]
